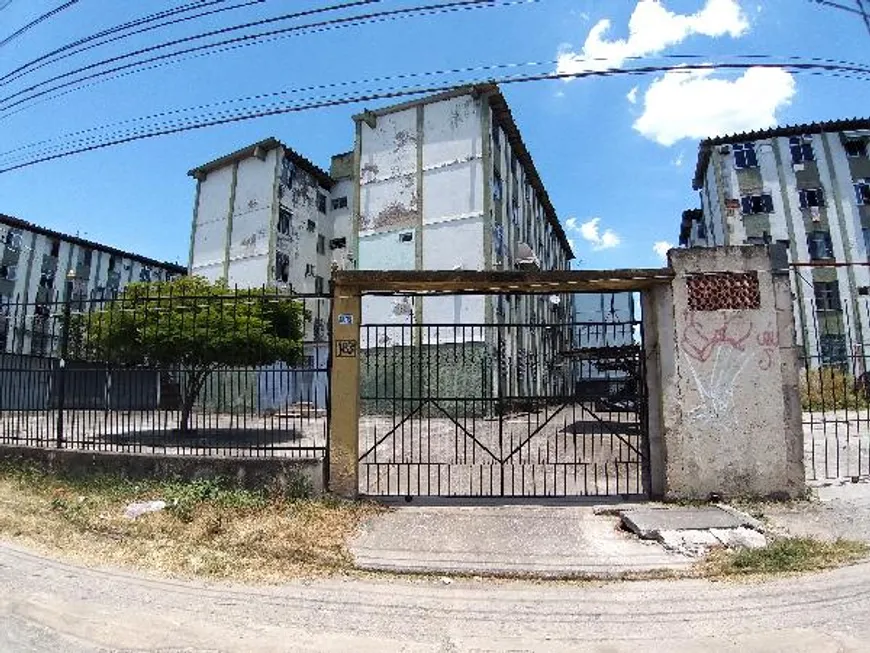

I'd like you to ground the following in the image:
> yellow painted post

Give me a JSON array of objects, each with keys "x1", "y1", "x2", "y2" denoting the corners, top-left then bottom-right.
[{"x1": 329, "y1": 282, "x2": 361, "y2": 497}]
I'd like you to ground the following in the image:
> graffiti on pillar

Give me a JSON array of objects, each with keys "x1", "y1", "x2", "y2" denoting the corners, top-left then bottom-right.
[
  {"x1": 681, "y1": 310, "x2": 756, "y2": 426},
  {"x1": 756, "y1": 325, "x2": 779, "y2": 371}
]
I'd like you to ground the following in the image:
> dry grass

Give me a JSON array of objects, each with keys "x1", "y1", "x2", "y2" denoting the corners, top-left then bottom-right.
[
  {"x1": 0, "y1": 462, "x2": 382, "y2": 582},
  {"x1": 702, "y1": 537, "x2": 869, "y2": 577}
]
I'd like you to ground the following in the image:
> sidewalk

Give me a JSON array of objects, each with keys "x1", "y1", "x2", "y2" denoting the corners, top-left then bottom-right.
[
  {"x1": 350, "y1": 483, "x2": 870, "y2": 579},
  {"x1": 350, "y1": 503, "x2": 696, "y2": 578}
]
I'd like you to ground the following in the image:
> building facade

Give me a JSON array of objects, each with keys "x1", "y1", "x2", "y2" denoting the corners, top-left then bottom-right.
[
  {"x1": 0, "y1": 213, "x2": 184, "y2": 355},
  {"x1": 187, "y1": 85, "x2": 576, "y2": 403},
  {"x1": 685, "y1": 119, "x2": 870, "y2": 365}
]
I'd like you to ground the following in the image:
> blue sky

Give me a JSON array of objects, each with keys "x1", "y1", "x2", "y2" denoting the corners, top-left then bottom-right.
[{"x1": 0, "y1": 0, "x2": 869, "y2": 269}]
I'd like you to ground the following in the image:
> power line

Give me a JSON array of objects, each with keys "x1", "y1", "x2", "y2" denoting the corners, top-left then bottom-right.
[
  {"x1": 0, "y1": 0, "x2": 384, "y2": 105},
  {"x1": 5, "y1": 52, "x2": 870, "y2": 162},
  {"x1": 0, "y1": 0, "x2": 81, "y2": 49},
  {"x1": 0, "y1": 0, "x2": 514, "y2": 115},
  {"x1": 1, "y1": 0, "x2": 271, "y2": 87},
  {"x1": 3, "y1": 59, "x2": 870, "y2": 174}
]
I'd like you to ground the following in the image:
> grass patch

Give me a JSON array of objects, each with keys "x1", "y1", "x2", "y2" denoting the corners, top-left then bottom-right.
[
  {"x1": 704, "y1": 537, "x2": 869, "y2": 576},
  {"x1": 801, "y1": 367, "x2": 870, "y2": 411},
  {"x1": 0, "y1": 461, "x2": 382, "y2": 582}
]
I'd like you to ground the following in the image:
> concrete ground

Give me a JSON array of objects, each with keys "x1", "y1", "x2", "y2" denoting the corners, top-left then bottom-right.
[
  {"x1": 350, "y1": 503, "x2": 694, "y2": 577},
  {"x1": 762, "y1": 478, "x2": 870, "y2": 542},
  {"x1": 3, "y1": 540, "x2": 870, "y2": 652}
]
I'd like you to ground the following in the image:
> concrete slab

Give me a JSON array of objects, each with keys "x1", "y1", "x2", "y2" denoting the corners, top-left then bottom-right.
[
  {"x1": 350, "y1": 505, "x2": 695, "y2": 578},
  {"x1": 621, "y1": 506, "x2": 753, "y2": 539}
]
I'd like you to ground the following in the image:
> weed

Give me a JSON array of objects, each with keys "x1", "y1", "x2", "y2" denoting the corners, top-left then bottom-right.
[{"x1": 705, "y1": 537, "x2": 869, "y2": 575}]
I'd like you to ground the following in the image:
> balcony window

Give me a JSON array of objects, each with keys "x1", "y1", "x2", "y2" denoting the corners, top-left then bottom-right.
[
  {"x1": 806, "y1": 231, "x2": 834, "y2": 260},
  {"x1": 790, "y1": 136, "x2": 815, "y2": 164},
  {"x1": 845, "y1": 139, "x2": 867, "y2": 158},
  {"x1": 733, "y1": 142, "x2": 758, "y2": 169},
  {"x1": 814, "y1": 281, "x2": 841, "y2": 311},
  {"x1": 740, "y1": 193, "x2": 774, "y2": 214},
  {"x1": 799, "y1": 188, "x2": 825, "y2": 209}
]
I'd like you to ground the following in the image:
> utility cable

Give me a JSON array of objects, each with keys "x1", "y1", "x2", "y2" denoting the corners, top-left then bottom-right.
[
  {"x1": 1, "y1": 0, "x2": 272, "y2": 87},
  {"x1": 0, "y1": 0, "x2": 529, "y2": 122},
  {"x1": 4, "y1": 51, "x2": 869, "y2": 161},
  {"x1": 0, "y1": 0, "x2": 80, "y2": 50},
  {"x1": 3, "y1": 59, "x2": 870, "y2": 174},
  {"x1": 0, "y1": 0, "x2": 386, "y2": 107}
]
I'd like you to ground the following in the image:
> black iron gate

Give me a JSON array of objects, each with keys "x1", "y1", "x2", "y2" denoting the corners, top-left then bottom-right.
[{"x1": 357, "y1": 291, "x2": 649, "y2": 497}]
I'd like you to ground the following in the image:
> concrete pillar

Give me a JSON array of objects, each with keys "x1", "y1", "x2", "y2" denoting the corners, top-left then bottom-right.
[
  {"x1": 648, "y1": 245, "x2": 805, "y2": 500},
  {"x1": 328, "y1": 283, "x2": 361, "y2": 498}
]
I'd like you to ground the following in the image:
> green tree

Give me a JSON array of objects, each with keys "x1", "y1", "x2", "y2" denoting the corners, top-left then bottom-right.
[{"x1": 72, "y1": 276, "x2": 306, "y2": 433}]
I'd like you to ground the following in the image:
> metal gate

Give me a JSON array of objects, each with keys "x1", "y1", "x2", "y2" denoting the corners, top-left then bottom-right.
[{"x1": 357, "y1": 290, "x2": 649, "y2": 497}]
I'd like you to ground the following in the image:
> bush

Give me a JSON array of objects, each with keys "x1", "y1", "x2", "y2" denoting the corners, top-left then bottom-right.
[{"x1": 800, "y1": 367, "x2": 870, "y2": 411}]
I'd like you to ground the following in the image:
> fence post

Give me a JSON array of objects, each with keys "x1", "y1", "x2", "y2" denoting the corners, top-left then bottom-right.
[
  {"x1": 55, "y1": 272, "x2": 74, "y2": 448},
  {"x1": 328, "y1": 276, "x2": 361, "y2": 498}
]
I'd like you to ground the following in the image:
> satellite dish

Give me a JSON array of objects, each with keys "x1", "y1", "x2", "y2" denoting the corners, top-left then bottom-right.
[{"x1": 549, "y1": 295, "x2": 561, "y2": 305}]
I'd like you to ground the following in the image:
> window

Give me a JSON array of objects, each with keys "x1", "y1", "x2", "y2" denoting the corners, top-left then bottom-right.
[
  {"x1": 733, "y1": 142, "x2": 758, "y2": 169},
  {"x1": 855, "y1": 179, "x2": 870, "y2": 205},
  {"x1": 317, "y1": 193, "x2": 327, "y2": 214},
  {"x1": 807, "y1": 231, "x2": 834, "y2": 260},
  {"x1": 39, "y1": 272, "x2": 54, "y2": 288},
  {"x1": 307, "y1": 219, "x2": 316, "y2": 232},
  {"x1": 863, "y1": 228, "x2": 870, "y2": 260},
  {"x1": 845, "y1": 139, "x2": 867, "y2": 158},
  {"x1": 49, "y1": 240, "x2": 60, "y2": 257},
  {"x1": 790, "y1": 136, "x2": 815, "y2": 164},
  {"x1": 814, "y1": 281, "x2": 841, "y2": 311},
  {"x1": 492, "y1": 172, "x2": 503, "y2": 202},
  {"x1": 81, "y1": 249, "x2": 93, "y2": 267},
  {"x1": 0, "y1": 264, "x2": 16, "y2": 281},
  {"x1": 399, "y1": 232, "x2": 413, "y2": 243},
  {"x1": 314, "y1": 276, "x2": 324, "y2": 294},
  {"x1": 304, "y1": 263, "x2": 315, "y2": 277},
  {"x1": 740, "y1": 193, "x2": 774, "y2": 214},
  {"x1": 277, "y1": 208, "x2": 292, "y2": 235},
  {"x1": 820, "y1": 334, "x2": 848, "y2": 366},
  {"x1": 275, "y1": 252, "x2": 290, "y2": 283},
  {"x1": 330, "y1": 237, "x2": 347, "y2": 250},
  {"x1": 492, "y1": 125, "x2": 500, "y2": 149},
  {"x1": 696, "y1": 220, "x2": 708, "y2": 239},
  {"x1": 331, "y1": 196, "x2": 348, "y2": 210},
  {"x1": 4, "y1": 229, "x2": 21, "y2": 250},
  {"x1": 316, "y1": 234, "x2": 325, "y2": 255},
  {"x1": 139, "y1": 266, "x2": 152, "y2": 282},
  {"x1": 799, "y1": 187, "x2": 825, "y2": 209},
  {"x1": 313, "y1": 317, "x2": 325, "y2": 340},
  {"x1": 281, "y1": 157, "x2": 296, "y2": 188}
]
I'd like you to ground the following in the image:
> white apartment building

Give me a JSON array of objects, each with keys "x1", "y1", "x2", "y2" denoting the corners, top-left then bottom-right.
[
  {"x1": 187, "y1": 85, "x2": 575, "y2": 402},
  {"x1": 0, "y1": 213, "x2": 184, "y2": 355},
  {"x1": 187, "y1": 85, "x2": 574, "y2": 325},
  {"x1": 684, "y1": 119, "x2": 870, "y2": 365}
]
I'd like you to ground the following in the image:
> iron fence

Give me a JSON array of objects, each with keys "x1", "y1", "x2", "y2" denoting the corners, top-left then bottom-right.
[
  {"x1": 793, "y1": 262, "x2": 870, "y2": 480},
  {"x1": 0, "y1": 286, "x2": 331, "y2": 458},
  {"x1": 357, "y1": 291, "x2": 648, "y2": 497}
]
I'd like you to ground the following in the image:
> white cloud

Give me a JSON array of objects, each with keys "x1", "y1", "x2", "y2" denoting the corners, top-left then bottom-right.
[
  {"x1": 578, "y1": 218, "x2": 621, "y2": 251},
  {"x1": 633, "y1": 66, "x2": 796, "y2": 146},
  {"x1": 653, "y1": 240, "x2": 673, "y2": 261},
  {"x1": 627, "y1": 86, "x2": 639, "y2": 104},
  {"x1": 565, "y1": 217, "x2": 579, "y2": 231},
  {"x1": 673, "y1": 151, "x2": 684, "y2": 167},
  {"x1": 556, "y1": 0, "x2": 749, "y2": 75}
]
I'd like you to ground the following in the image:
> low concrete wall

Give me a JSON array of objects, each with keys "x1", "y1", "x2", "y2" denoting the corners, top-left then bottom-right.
[
  {"x1": 645, "y1": 246, "x2": 805, "y2": 500},
  {"x1": 0, "y1": 445, "x2": 324, "y2": 496}
]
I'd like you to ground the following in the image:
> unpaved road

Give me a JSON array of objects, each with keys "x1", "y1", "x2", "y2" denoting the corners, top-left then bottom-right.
[{"x1": 2, "y1": 541, "x2": 870, "y2": 652}]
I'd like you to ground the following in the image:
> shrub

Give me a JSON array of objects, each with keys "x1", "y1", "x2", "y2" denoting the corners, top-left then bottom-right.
[{"x1": 800, "y1": 367, "x2": 870, "y2": 411}]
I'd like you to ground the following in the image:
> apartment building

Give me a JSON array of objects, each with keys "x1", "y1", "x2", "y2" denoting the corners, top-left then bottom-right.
[
  {"x1": 0, "y1": 213, "x2": 184, "y2": 355},
  {"x1": 187, "y1": 85, "x2": 574, "y2": 320},
  {"x1": 683, "y1": 119, "x2": 870, "y2": 364},
  {"x1": 187, "y1": 85, "x2": 575, "y2": 401}
]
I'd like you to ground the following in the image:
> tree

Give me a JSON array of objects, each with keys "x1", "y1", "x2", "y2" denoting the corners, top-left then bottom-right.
[{"x1": 72, "y1": 276, "x2": 306, "y2": 433}]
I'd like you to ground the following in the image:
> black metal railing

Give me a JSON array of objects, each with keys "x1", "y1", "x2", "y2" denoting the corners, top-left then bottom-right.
[
  {"x1": 793, "y1": 262, "x2": 870, "y2": 480},
  {"x1": 357, "y1": 292, "x2": 647, "y2": 497},
  {"x1": 0, "y1": 286, "x2": 331, "y2": 459}
]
